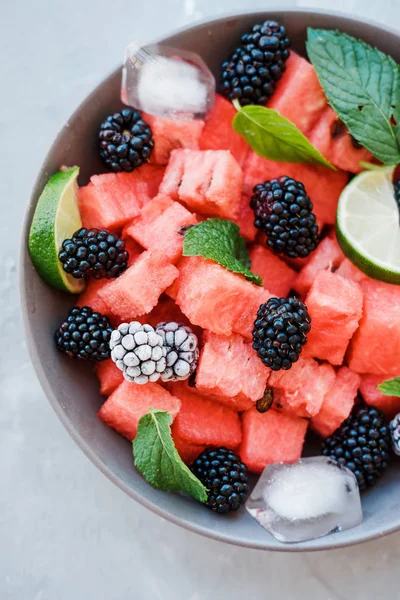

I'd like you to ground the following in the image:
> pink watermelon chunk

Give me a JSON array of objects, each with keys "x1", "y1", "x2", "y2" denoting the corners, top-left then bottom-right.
[
  {"x1": 199, "y1": 94, "x2": 249, "y2": 166},
  {"x1": 98, "y1": 250, "x2": 178, "y2": 321},
  {"x1": 120, "y1": 234, "x2": 142, "y2": 266},
  {"x1": 144, "y1": 295, "x2": 203, "y2": 339},
  {"x1": 159, "y1": 149, "x2": 243, "y2": 219},
  {"x1": 336, "y1": 258, "x2": 369, "y2": 284},
  {"x1": 76, "y1": 278, "x2": 109, "y2": 315},
  {"x1": 270, "y1": 357, "x2": 336, "y2": 418},
  {"x1": 349, "y1": 280, "x2": 400, "y2": 376},
  {"x1": 174, "y1": 256, "x2": 271, "y2": 338},
  {"x1": 143, "y1": 112, "x2": 205, "y2": 165},
  {"x1": 97, "y1": 381, "x2": 181, "y2": 440},
  {"x1": 311, "y1": 367, "x2": 360, "y2": 438},
  {"x1": 294, "y1": 233, "x2": 345, "y2": 296},
  {"x1": 249, "y1": 244, "x2": 296, "y2": 297},
  {"x1": 231, "y1": 194, "x2": 257, "y2": 242},
  {"x1": 94, "y1": 359, "x2": 124, "y2": 396},
  {"x1": 124, "y1": 194, "x2": 197, "y2": 264},
  {"x1": 169, "y1": 383, "x2": 242, "y2": 447},
  {"x1": 304, "y1": 271, "x2": 363, "y2": 365},
  {"x1": 359, "y1": 374, "x2": 400, "y2": 419},
  {"x1": 239, "y1": 408, "x2": 308, "y2": 474},
  {"x1": 195, "y1": 332, "x2": 269, "y2": 406},
  {"x1": 171, "y1": 427, "x2": 206, "y2": 465}
]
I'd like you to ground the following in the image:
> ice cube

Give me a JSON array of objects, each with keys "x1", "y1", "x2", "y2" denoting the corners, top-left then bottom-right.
[
  {"x1": 246, "y1": 457, "x2": 362, "y2": 543},
  {"x1": 121, "y1": 41, "x2": 215, "y2": 119}
]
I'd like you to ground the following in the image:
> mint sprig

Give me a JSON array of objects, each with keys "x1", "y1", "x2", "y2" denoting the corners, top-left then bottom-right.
[
  {"x1": 133, "y1": 409, "x2": 207, "y2": 503},
  {"x1": 232, "y1": 103, "x2": 335, "y2": 169},
  {"x1": 307, "y1": 28, "x2": 400, "y2": 165},
  {"x1": 182, "y1": 218, "x2": 262, "y2": 286},
  {"x1": 378, "y1": 377, "x2": 400, "y2": 397}
]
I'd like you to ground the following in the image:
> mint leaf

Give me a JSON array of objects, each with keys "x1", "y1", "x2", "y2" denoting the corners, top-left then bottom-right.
[
  {"x1": 378, "y1": 377, "x2": 400, "y2": 397},
  {"x1": 182, "y1": 218, "x2": 262, "y2": 285},
  {"x1": 232, "y1": 104, "x2": 335, "y2": 169},
  {"x1": 133, "y1": 409, "x2": 207, "y2": 503},
  {"x1": 307, "y1": 28, "x2": 400, "y2": 165}
]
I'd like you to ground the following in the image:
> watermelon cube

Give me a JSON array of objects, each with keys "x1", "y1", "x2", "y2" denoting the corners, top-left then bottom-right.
[
  {"x1": 294, "y1": 234, "x2": 345, "y2": 296},
  {"x1": 98, "y1": 250, "x2": 178, "y2": 321},
  {"x1": 195, "y1": 332, "x2": 269, "y2": 406},
  {"x1": 199, "y1": 94, "x2": 249, "y2": 166},
  {"x1": 143, "y1": 112, "x2": 205, "y2": 165},
  {"x1": 120, "y1": 229, "x2": 143, "y2": 267},
  {"x1": 304, "y1": 271, "x2": 363, "y2": 365},
  {"x1": 94, "y1": 359, "x2": 124, "y2": 396},
  {"x1": 311, "y1": 367, "x2": 360, "y2": 438},
  {"x1": 97, "y1": 381, "x2": 181, "y2": 440},
  {"x1": 124, "y1": 194, "x2": 197, "y2": 264},
  {"x1": 231, "y1": 194, "x2": 257, "y2": 242},
  {"x1": 160, "y1": 149, "x2": 243, "y2": 219},
  {"x1": 144, "y1": 295, "x2": 202, "y2": 340},
  {"x1": 76, "y1": 278, "x2": 109, "y2": 314},
  {"x1": 349, "y1": 280, "x2": 400, "y2": 376},
  {"x1": 336, "y1": 258, "x2": 369, "y2": 284},
  {"x1": 359, "y1": 374, "x2": 400, "y2": 419},
  {"x1": 270, "y1": 357, "x2": 336, "y2": 418},
  {"x1": 174, "y1": 256, "x2": 271, "y2": 338},
  {"x1": 249, "y1": 244, "x2": 296, "y2": 297},
  {"x1": 171, "y1": 427, "x2": 206, "y2": 465},
  {"x1": 239, "y1": 408, "x2": 308, "y2": 473},
  {"x1": 169, "y1": 383, "x2": 242, "y2": 447}
]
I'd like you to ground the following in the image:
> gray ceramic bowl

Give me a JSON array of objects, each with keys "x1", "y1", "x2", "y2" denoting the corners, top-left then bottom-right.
[{"x1": 20, "y1": 8, "x2": 400, "y2": 551}]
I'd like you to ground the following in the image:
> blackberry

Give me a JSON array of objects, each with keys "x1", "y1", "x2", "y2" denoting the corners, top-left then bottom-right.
[
  {"x1": 389, "y1": 413, "x2": 400, "y2": 457},
  {"x1": 322, "y1": 404, "x2": 391, "y2": 491},
  {"x1": 191, "y1": 447, "x2": 249, "y2": 514},
  {"x1": 99, "y1": 109, "x2": 154, "y2": 172},
  {"x1": 155, "y1": 322, "x2": 199, "y2": 382},
  {"x1": 220, "y1": 20, "x2": 290, "y2": 106},
  {"x1": 250, "y1": 176, "x2": 319, "y2": 259},
  {"x1": 59, "y1": 228, "x2": 129, "y2": 280},
  {"x1": 394, "y1": 179, "x2": 400, "y2": 214},
  {"x1": 253, "y1": 297, "x2": 311, "y2": 371},
  {"x1": 55, "y1": 306, "x2": 112, "y2": 362}
]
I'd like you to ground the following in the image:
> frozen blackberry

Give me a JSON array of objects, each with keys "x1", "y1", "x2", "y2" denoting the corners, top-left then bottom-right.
[
  {"x1": 59, "y1": 228, "x2": 129, "y2": 280},
  {"x1": 250, "y1": 176, "x2": 319, "y2": 259},
  {"x1": 155, "y1": 322, "x2": 199, "y2": 382},
  {"x1": 389, "y1": 413, "x2": 400, "y2": 456},
  {"x1": 99, "y1": 109, "x2": 154, "y2": 172},
  {"x1": 55, "y1": 306, "x2": 112, "y2": 362},
  {"x1": 220, "y1": 20, "x2": 290, "y2": 106},
  {"x1": 191, "y1": 447, "x2": 249, "y2": 514},
  {"x1": 322, "y1": 404, "x2": 391, "y2": 491},
  {"x1": 253, "y1": 297, "x2": 311, "y2": 371}
]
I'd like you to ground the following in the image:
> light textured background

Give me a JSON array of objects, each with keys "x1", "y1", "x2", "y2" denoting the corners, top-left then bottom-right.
[{"x1": 2, "y1": 1, "x2": 399, "y2": 598}]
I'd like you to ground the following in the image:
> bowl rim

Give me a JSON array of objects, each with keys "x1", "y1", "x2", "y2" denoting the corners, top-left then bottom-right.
[{"x1": 20, "y1": 7, "x2": 400, "y2": 552}]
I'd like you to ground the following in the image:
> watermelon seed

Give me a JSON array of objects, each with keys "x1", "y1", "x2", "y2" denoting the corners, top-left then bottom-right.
[{"x1": 256, "y1": 387, "x2": 274, "y2": 413}]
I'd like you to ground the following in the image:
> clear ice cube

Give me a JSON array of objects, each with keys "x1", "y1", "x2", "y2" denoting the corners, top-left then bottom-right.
[
  {"x1": 121, "y1": 41, "x2": 215, "y2": 120},
  {"x1": 246, "y1": 457, "x2": 362, "y2": 543}
]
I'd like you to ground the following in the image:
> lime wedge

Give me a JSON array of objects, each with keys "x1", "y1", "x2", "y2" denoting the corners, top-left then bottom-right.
[
  {"x1": 336, "y1": 166, "x2": 400, "y2": 285},
  {"x1": 29, "y1": 166, "x2": 85, "y2": 294}
]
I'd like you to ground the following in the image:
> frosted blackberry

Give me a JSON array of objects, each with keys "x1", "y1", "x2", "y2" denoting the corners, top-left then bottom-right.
[
  {"x1": 322, "y1": 405, "x2": 391, "y2": 491},
  {"x1": 191, "y1": 447, "x2": 249, "y2": 514},
  {"x1": 253, "y1": 297, "x2": 311, "y2": 371},
  {"x1": 155, "y1": 322, "x2": 199, "y2": 382},
  {"x1": 55, "y1": 306, "x2": 112, "y2": 362},
  {"x1": 59, "y1": 228, "x2": 129, "y2": 280},
  {"x1": 99, "y1": 109, "x2": 154, "y2": 172},
  {"x1": 394, "y1": 179, "x2": 400, "y2": 215},
  {"x1": 110, "y1": 321, "x2": 166, "y2": 385},
  {"x1": 250, "y1": 176, "x2": 319, "y2": 259},
  {"x1": 390, "y1": 413, "x2": 400, "y2": 456},
  {"x1": 220, "y1": 20, "x2": 290, "y2": 106}
]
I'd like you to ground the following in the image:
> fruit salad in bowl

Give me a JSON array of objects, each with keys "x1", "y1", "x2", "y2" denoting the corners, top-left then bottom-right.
[{"x1": 21, "y1": 10, "x2": 400, "y2": 550}]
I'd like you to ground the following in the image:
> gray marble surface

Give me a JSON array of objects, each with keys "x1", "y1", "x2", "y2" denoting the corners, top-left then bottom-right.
[{"x1": 3, "y1": 0, "x2": 400, "y2": 598}]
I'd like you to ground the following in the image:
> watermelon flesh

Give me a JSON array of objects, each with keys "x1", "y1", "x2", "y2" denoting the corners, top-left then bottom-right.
[
  {"x1": 359, "y1": 374, "x2": 400, "y2": 419},
  {"x1": 249, "y1": 244, "x2": 296, "y2": 297},
  {"x1": 239, "y1": 408, "x2": 308, "y2": 474},
  {"x1": 171, "y1": 427, "x2": 206, "y2": 465},
  {"x1": 94, "y1": 359, "x2": 124, "y2": 396},
  {"x1": 311, "y1": 367, "x2": 360, "y2": 438},
  {"x1": 304, "y1": 271, "x2": 363, "y2": 365},
  {"x1": 349, "y1": 280, "x2": 400, "y2": 376},
  {"x1": 76, "y1": 278, "x2": 109, "y2": 315},
  {"x1": 120, "y1": 234, "x2": 142, "y2": 266},
  {"x1": 294, "y1": 233, "x2": 345, "y2": 296},
  {"x1": 231, "y1": 194, "x2": 257, "y2": 242},
  {"x1": 143, "y1": 112, "x2": 205, "y2": 165},
  {"x1": 97, "y1": 381, "x2": 181, "y2": 440},
  {"x1": 336, "y1": 258, "x2": 369, "y2": 284},
  {"x1": 144, "y1": 294, "x2": 202, "y2": 339}
]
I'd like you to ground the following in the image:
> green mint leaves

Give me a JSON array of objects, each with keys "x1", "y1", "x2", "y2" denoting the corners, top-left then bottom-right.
[
  {"x1": 307, "y1": 28, "x2": 400, "y2": 166},
  {"x1": 182, "y1": 218, "x2": 262, "y2": 286},
  {"x1": 133, "y1": 409, "x2": 207, "y2": 503},
  {"x1": 378, "y1": 377, "x2": 400, "y2": 397},
  {"x1": 232, "y1": 102, "x2": 335, "y2": 169}
]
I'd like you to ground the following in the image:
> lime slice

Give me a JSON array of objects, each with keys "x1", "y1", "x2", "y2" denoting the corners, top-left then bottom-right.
[
  {"x1": 29, "y1": 166, "x2": 85, "y2": 293},
  {"x1": 336, "y1": 166, "x2": 400, "y2": 285}
]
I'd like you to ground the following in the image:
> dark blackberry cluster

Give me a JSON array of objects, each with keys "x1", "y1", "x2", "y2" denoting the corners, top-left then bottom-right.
[
  {"x1": 191, "y1": 447, "x2": 249, "y2": 514},
  {"x1": 220, "y1": 20, "x2": 291, "y2": 106},
  {"x1": 55, "y1": 306, "x2": 112, "y2": 362},
  {"x1": 253, "y1": 297, "x2": 311, "y2": 371},
  {"x1": 99, "y1": 109, "x2": 154, "y2": 172},
  {"x1": 250, "y1": 176, "x2": 319, "y2": 259},
  {"x1": 59, "y1": 228, "x2": 129, "y2": 280},
  {"x1": 322, "y1": 405, "x2": 391, "y2": 491},
  {"x1": 394, "y1": 179, "x2": 400, "y2": 213}
]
